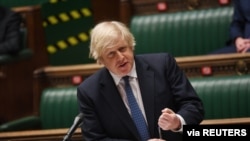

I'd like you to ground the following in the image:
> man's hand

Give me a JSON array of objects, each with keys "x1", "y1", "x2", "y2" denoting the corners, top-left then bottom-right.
[{"x1": 158, "y1": 108, "x2": 181, "y2": 131}]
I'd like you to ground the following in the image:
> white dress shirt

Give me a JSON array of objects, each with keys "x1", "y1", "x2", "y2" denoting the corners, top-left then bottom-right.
[
  {"x1": 109, "y1": 61, "x2": 186, "y2": 131},
  {"x1": 109, "y1": 62, "x2": 148, "y2": 122}
]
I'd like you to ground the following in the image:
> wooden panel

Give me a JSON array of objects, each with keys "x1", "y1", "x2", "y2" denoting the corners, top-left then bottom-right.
[
  {"x1": 176, "y1": 53, "x2": 250, "y2": 77},
  {"x1": 12, "y1": 5, "x2": 49, "y2": 67},
  {"x1": 131, "y1": 0, "x2": 232, "y2": 15},
  {"x1": 0, "y1": 118, "x2": 249, "y2": 141},
  {"x1": 32, "y1": 63, "x2": 103, "y2": 115},
  {"x1": 33, "y1": 53, "x2": 250, "y2": 87},
  {"x1": 0, "y1": 128, "x2": 83, "y2": 141},
  {"x1": 201, "y1": 117, "x2": 250, "y2": 125},
  {"x1": 0, "y1": 5, "x2": 49, "y2": 124},
  {"x1": 91, "y1": 0, "x2": 120, "y2": 24},
  {"x1": 32, "y1": 53, "x2": 250, "y2": 114},
  {"x1": 119, "y1": 0, "x2": 232, "y2": 25}
]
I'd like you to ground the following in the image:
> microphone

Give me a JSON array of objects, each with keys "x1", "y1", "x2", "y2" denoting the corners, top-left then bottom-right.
[{"x1": 63, "y1": 113, "x2": 84, "y2": 141}]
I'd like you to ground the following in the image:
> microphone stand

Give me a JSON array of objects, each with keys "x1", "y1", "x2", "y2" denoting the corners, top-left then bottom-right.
[
  {"x1": 63, "y1": 134, "x2": 72, "y2": 141},
  {"x1": 63, "y1": 113, "x2": 84, "y2": 141}
]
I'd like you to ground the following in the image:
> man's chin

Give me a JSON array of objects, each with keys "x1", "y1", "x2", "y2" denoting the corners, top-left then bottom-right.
[{"x1": 116, "y1": 69, "x2": 130, "y2": 76}]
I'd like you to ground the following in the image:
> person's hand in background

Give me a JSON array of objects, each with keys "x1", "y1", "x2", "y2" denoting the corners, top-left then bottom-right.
[{"x1": 235, "y1": 37, "x2": 250, "y2": 53}]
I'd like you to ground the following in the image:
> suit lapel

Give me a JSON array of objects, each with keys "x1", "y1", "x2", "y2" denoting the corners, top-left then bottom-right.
[
  {"x1": 99, "y1": 69, "x2": 141, "y2": 139},
  {"x1": 135, "y1": 57, "x2": 155, "y2": 136}
]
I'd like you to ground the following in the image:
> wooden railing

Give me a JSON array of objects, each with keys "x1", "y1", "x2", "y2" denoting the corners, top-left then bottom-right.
[
  {"x1": 0, "y1": 117, "x2": 249, "y2": 140},
  {"x1": 119, "y1": 0, "x2": 232, "y2": 25},
  {"x1": 201, "y1": 117, "x2": 250, "y2": 125},
  {"x1": 32, "y1": 53, "x2": 250, "y2": 114},
  {"x1": 0, "y1": 128, "x2": 82, "y2": 141},
  {"x1": 176, "y1": 53, "x2": 250, "y2": 77}
]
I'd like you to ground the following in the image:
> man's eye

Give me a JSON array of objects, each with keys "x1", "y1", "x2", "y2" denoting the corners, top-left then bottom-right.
[
  {"x1": 107, "y1": 52, "x2": 114, "y2": 58},
  {"x1": 120, "y1": 47, "x2": 127, "y2": 52}
]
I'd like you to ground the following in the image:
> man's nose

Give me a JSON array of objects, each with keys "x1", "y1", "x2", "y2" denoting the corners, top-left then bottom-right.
[{"x1": 116, "y1": 51, "x2": 124, "y2": 59}]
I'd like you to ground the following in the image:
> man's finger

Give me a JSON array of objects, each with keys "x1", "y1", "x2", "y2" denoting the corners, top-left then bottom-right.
[{"x1": 162, "y1": 108, "x2": 174, "y2": 114}]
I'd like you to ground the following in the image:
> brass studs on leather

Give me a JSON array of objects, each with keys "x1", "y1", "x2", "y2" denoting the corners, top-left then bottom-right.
[
  {"x1": 236, "y1": 60, "x2": 248, "y2": 75},
  {"x1": 187, "y1": 0, "x2": 200, "y2": 10}
]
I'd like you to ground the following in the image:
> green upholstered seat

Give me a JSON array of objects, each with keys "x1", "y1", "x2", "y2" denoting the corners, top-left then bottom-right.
[
  {"x1": 40, "y1": 87, "x2": 78, "y2": 129},
  {"x1": 0, "y1": 87, "x2": 78, "y2": 131},
  {"x1": 1, "y1": 75, "x2": 250, "y2": 132},
  {"x1": 130, "y1": 6, "x2": 233, "y2": 56},
  {"x1": 190, "y1": 75, "x2": 250, "y2": 119}
]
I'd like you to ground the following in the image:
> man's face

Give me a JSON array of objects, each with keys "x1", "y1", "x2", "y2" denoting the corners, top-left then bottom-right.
[{"x1": 99, "y1": 39, "x2": 134, "y2": 76}]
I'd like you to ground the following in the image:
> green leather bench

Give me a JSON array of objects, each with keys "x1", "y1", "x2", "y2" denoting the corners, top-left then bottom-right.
[
  {"x1": 130, "y1": 6, "x2": 233, "y2": 56},
  {"x1": 0, "y1": 75, "x2": 249, "y2": 131},
  {"x1": 190, "y1": 75, "x2": 250, "y2": 119},
  {"x1": 0, "y1": 87, "x2": 78, "y2": 131}
]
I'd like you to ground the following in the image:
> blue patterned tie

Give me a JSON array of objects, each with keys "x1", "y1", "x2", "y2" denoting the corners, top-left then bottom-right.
[{"x1": 123, "y1": 76, "x2": 150, "y2": 141}]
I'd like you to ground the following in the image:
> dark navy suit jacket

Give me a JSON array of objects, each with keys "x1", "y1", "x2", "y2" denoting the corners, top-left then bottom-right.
[
  {"x1": 77, "y1": 53, "x2": 204, "y2": 141},
  {"x1": 229, "y1": 0, "x2": 250, "y2": 43},
  {"x1": 211, "y1": 0, "x2": 250, "y2": 54}
]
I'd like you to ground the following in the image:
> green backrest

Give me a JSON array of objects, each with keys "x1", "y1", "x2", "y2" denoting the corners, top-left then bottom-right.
[
  {"x1": 40, "y1": 87, "x2": 78, "y2": 129},
  {"x1": 130, "y1": 6, "x2": 233, "y2": 57},
  {"x1": 190, "y1": 75, "x2": 250, "y2": 119},
  {"x1": 39, "y1": 75, "x2": 250, "y2": 129}
]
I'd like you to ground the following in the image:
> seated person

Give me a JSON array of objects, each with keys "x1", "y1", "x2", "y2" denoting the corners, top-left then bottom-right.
[
  {"x1": 0, "y1": 5, "x2": 22, "y2": 55},
  {"x1": 211, "y1": 0, "x2": 250, "y2": 54}
]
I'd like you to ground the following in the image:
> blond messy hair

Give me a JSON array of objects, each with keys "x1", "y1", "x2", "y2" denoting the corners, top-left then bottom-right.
[{"x1": 89, "y1": 21, "x2": 136, "y2": 63}]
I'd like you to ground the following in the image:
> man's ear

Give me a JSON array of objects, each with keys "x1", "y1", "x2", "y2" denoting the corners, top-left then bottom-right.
[{"x1": 97, "y1": 58, "x2": 103, "y2": 65}]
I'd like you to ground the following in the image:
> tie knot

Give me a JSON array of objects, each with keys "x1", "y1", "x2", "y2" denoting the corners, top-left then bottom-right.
[{"x1": 122, "y1": 76, "x2": 130, "y2": 84}]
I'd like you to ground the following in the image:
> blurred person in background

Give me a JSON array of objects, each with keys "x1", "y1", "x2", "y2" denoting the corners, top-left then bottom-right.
[
  {"x1": 211, "y1": 0, "x2": 250, "y2": 54},
  {"x1": 0, "y1": 5, "x2": 22, "y2": 54}
]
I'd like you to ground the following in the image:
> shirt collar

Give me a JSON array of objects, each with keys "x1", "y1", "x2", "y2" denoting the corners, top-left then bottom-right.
[{"x1": 110, "y1": 61, "x2": 137, "y2": 85}]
